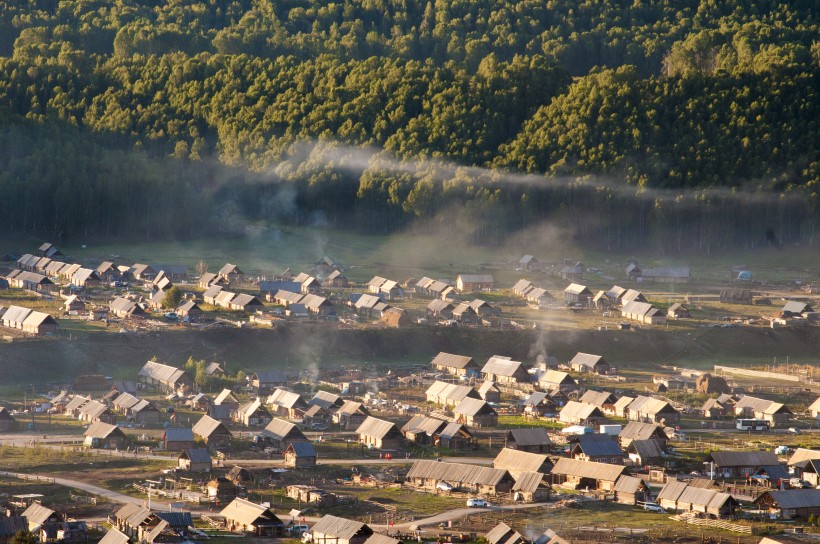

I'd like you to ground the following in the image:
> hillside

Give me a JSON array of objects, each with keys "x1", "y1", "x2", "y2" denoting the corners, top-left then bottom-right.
[{"x1": 0, "y1": 1, "x2": 817, "y2": 250}]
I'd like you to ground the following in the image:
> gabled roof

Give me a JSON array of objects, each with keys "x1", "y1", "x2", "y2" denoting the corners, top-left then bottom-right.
[
  {"x1": 179, "y1": 448, "x2": 212, "y2": 464},
  {"x1": 621, "y1": 300, "x2": 658, "y2": 317},
  {"x1": 551, "y1": 458, "x2": 625, "y2": 481},
  {"x1": 22, "y1": 311, "x2": 57, "y2": 328},
  {"x1": 72, "y1": 268, "x2": 100, "y2": 284},
  {"x1": 757, "y1": 489, "x2": 820, "y2": 509},
  {"x1": 579, "y1": 390, "x2": 617, "y2": 407},
  {"x1": 486, "y1": 523, "x2": 523, "y2": 544},
  {"x1": 563, "y1": 283, "x2": 591, "y2": 295},
  {"x1": 165, "y1": 428, "x2": 194, "y2": 442},
  {"x1": 309, "y1": 390, "x2": 342, "y2": 410},
  {"x1": 511, "y1": 279, "x2": 533, "y2": 293},
  {"x1": 311, "y1": 515, "x2": 371, "y2": 540},
  {"x1": 84, "y1": 421, "x2": 124, "y2": 439},
  {"x1": 613, "y1": 475, "x2": 646, "y2": 494},
  {"x1": 426, "y1": 381, "x2": 478, "y2": 403},
  {"x1": 787, "y1": 448, "x2": 820, "y2": 466},
  {"x1": 214, "y1": 389, "x2": 239, "y2": 405},
  {"x1": 560, "y1": 401, "x2": 604, "y2": 421},
  {"x1": 627, "y1": 396, "x2": 678, "y2": 416},
  {"x1": 709, "y1": 450, "x2": 780, "y2": 467},
  {"x1": 478, "y1": 381, "x2": 500, "y2": 395},
  {"x1": 427, "y1": 299, "x2": 453, "y2": 313},
  {"x1": 156, "y1": 512, "x2": 194, "y2": 528},
  {"x1": 512, "y1": 471, "x2": 548, "y2": 492},
  {"x1": 368, "y1": 276, "x2": 388, "y2": 289},
  {"x1": 627, "y1": 439, "x2": 664, "y2": 460},
  {"x1": 253, "y1": 370, "x2": 288, "y2": 384},
  {"x1": 520, "y1": 392, "x2": 555, "y2": 409},
  {"x1": 336, "y1": 400, "x2": 367, "y2": 416},
  {"x1": 237, "y1": 398, "x2": 269, "y2": 419},
  {"x1": 569, "y1": 353, "x2": 606, "y2": 369},
  {"x1": 261, "y1": 418, "x2": 306, "y2": 442},
  {"x1": 406, "y1": 460, "x2": 510, "y2": 486},
  {"x1": 230, "y1": 293, "x2": 262, "y2": 308},
  {"x1": 267, "y1": 389, "x2": 304, "y2": 409},
  {"x1": 438, "y1": 422, "x2": 471, "y2": 440},
  {"x1": 453, "y1": 397, "x2": 496, "y2": 417},
  {"x1": 539, "y1": 370, "x2": 576, "y2": 387},
  {"x1": 619, "y1": 421, "x2": 666, "y2": 441},
  {"x1": 452, "y1": 302, "x2": 476, "y2": 317},
  {"x1": 430, "y1": 352, "x2": 477, "y2": 370},
  {"x1": 219, "y1": 497, "x2": 282, "y2": 526},
  {"x1": 3, "y1": 305, "x2": 32, "y2": 325},
  {"x1": 98, "y1": 529, "x2": 130, "y2": 544},
  {"x1": 355, "y1": 294, "x2": 384, "y2": 310},
  {"x1": 457, "y1": 274, "x2": 495, "y2": 284},
  {"x1": 481, "y1": 357, "x2": 527, "y2": 377},
  {"x1": 507, "y1": 428, "x2": 552, "y2": 447},
  {"x1": 734, "y1": 395, "x2": 791, "y2": 415},
  {"x1": 218, "y1": 263, "x2": 243, "y2": 276},
  {"x1": 401, "y1": 415, "x2": 448, "y2": 436},
  {"x1": 782, "y1": 300, "x2": 812, "y2": 314},
  {"x1": 572, "y1": 434, "x2": 623, "y2": 457},
  {"x1": 614, "y1": 396, "x2": 636, "y2": 412},
  {"x1": 415, "y1": 277, "x2": 434, "y2": 289},
  {"x1": 203, "y1": 285, "x2": 223, "y2": 299},
  {"x1": 138, "y1": 361, "x2": 189, "y2": 386},
  {"x1": 356, "y1": 416, "x2": 399, "y2": 439},
  {"x1": 656, "y1": 480, "x2": 689, "y2": 502},
  {"x1": 22, "y1": 502, "x2": 56, "y2": 526},
  {"x1": 287, "y1": 441, "x2": 317, "y2": 457},
  {"x1": 494, "y1": 448, "x2": 550, "y2": 473},
  {"x1": 192, "y1": 415, "x2": 232, "y2": 439}
]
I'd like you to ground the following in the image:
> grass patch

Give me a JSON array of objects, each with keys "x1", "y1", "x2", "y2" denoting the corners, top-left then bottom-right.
[{"x1": 497, "y1": 416, "x2": 563, "y2": 430}]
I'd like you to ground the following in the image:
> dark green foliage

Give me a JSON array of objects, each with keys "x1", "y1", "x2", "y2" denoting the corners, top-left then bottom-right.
[
  {"x1": 0, "y1": 0, "x2": 817, "y2": 250},
  {"x1": 162, "y1": 286, "x2": 183, "y2": 309},
  {"x1": 10, "y1": 530, "x2": 36, "y2": 544}
]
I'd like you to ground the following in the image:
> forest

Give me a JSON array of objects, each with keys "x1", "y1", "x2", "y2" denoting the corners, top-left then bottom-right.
[{"x1": 0, "y1": 0, "x2": 817, "y2": 251}]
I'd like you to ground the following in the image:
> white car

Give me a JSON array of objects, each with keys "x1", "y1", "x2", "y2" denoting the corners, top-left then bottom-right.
[
  {"x1": 436, "y1": 481, "x2": 454, "y2": 492},
  {"x1": 466, "y1": 498, "x2": 488, "y2": 508},
  {"x1": 643, "y1": 503, "x2": 665, "y2": 513}
]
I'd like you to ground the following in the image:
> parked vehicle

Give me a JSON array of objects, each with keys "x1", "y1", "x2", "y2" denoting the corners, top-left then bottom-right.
[
  {"x1": 436, "y1": 481, "x2": 454, "y2": 492},
  {"x1": 290, "y1": 525, "x2": 310, "y2": 536},
  {"x1": 736, "y1": 419, "x2": 769, "y2": 431},
  {"x1": 466, "y1": 498, "x2": 488, "y2": 508},
  {"x1": 642, "y1": 502, "x2": 665, "y2": 513}
]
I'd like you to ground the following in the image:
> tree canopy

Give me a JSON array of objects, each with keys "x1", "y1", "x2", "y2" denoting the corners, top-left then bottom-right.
[{"x1": 0, "y1": 0, "x2": 817, "y2": 251}]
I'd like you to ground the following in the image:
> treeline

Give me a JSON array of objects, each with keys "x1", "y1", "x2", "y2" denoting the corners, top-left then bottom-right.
[
  {"x1": 3, "y1": 0, "x2": 815, "y2": 75},
  {"x1": 0, "y1": 0, "x2": 817, "y2": 250}
]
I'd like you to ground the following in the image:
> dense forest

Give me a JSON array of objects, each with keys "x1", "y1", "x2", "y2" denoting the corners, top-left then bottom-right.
[{"x1": 0, "y1": 0, "x2": 818, "y2": 251}]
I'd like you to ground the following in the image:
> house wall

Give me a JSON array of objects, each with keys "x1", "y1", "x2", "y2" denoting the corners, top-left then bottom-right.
[{"x1": 285, "y1": 453, "x2": 316, "y2": 469}]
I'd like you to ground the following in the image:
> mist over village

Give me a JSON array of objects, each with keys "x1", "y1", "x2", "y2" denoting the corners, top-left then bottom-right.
[{"x1": 0, "y1": 2, "x2": 819, "y2": 544}]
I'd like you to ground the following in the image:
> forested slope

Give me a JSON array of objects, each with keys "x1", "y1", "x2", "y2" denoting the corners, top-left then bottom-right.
[{"x1": 0, "y1": 0, "x2": 817, "y2": 250}]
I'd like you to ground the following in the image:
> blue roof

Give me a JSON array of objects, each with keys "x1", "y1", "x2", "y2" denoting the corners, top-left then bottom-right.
[
  {"x1": 289, "y1": 442, "x2": 317, "y2": 457},
  {"x1": 156, "y1": 512, "x2": 193, "y2": 527},
  {"x1": 260, "y1": 281, "x2": 301, "y2": 293}
]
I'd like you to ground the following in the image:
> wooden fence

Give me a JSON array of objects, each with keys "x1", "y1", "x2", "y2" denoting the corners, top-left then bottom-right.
[{"x1": 671, "y1": 513, "x2": 754, "y2": 534}]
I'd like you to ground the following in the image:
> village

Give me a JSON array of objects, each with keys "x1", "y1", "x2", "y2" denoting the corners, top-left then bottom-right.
[
  {"x1": 1, "y1": 242, "x2": 820, "y2": 544},
  {"x1": 1, "y1": 243, "x2": 818, "y2": 339}
]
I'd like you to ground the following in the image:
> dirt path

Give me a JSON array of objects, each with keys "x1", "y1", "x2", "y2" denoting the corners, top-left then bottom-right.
[{"x1": 0, "y1": 470, "x2": 158, "y2": 508}]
